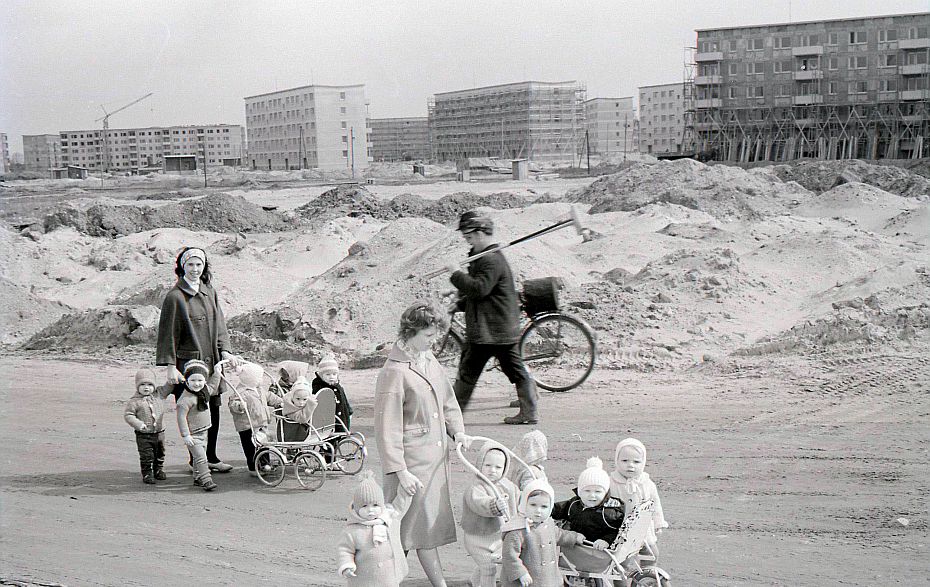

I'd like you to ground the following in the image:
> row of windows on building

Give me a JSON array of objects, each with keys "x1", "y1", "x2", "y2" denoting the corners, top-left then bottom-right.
[
  {"x1": 700, "y1": 52, "x2": 927, "y2": 76},
  {"x1": 246, "y1": 92, "x2": 347, "y2": 111},
  {"x1": 698, "y1": 77, "x2": 927, "y2": 98},
  {"x1": 698, "y1": 26, "x2": 929, "y2": 53}
]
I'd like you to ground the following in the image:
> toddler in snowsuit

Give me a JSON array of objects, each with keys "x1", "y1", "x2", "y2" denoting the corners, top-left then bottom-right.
[
  {"x1": 176, "y1": 359, "x2": 223, "y2": 491},
  {"x1": 311, "y1": 355, "x2": 353, "y2": 433},
  {"x1": 501, "y1": 478, "x2": 585, "y2": 587},
  {"x1": 461, "y1": 441, "x2": 521, "y2": 587},
  {"x1": 553, "y1": 456, "x2": 625, "y2": 549},
  {"x1": 227, "y1": 362, "x2": 282, "y2": 475},
  {"x1": 336, "y1": 470, "x2": 412, "y2": 587},
  {"x1": 509, "y1": 429, "x2": 548, "y2": 490},
  {"x1": 278, "y1": 377, "x2": 317, "y2": 442},
  {"x1": 124, "y1": 367, "x2": 173, "y2": 484},
  {"x1": 609, "y1": 438, "x2": 668, "y2": 563}
]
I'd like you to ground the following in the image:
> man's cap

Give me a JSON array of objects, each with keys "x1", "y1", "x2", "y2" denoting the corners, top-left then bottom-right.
[{"x1": 457, "y1": 210, "x2": 493, "y2": 234}]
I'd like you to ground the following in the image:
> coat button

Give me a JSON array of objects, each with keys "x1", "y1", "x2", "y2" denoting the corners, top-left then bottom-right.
[
  {"x1": 378, "y1": 562, "x2": 383, "y2": 568},
  {"x1": 432, "y1": 412, "x2": 438, "y2": 418},
  {"x1": 437, "y1": 441, "x2": 442, "y2": 447}
]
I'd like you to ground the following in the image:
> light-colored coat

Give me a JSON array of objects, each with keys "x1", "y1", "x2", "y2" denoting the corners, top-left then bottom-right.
[
  {"x1": 461, "y1": 441, "x2": 521, "y2": 566},
  {"x1": 124, "y1": 384, "x2": 173, "y2": 433},
  {"x1": 610, "y1": 472, "x2": 668, "y2": 546},
  {"x1": 374, "y1": 342, "x2": 465, "y2": 550},
  {"x1": 227, "y1": 386, "x2": 283, "y2": 433},
  {"x1": 336, "y1": 491, "x2": 412, "y2": 587},
  {"x1": 501, "y1": 519, "x2": 582, "y2": 587}
]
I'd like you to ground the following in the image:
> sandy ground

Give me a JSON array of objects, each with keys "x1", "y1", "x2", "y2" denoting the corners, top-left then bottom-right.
[{"x1": 1, "y1": 353, "x2": 927, "y2": 586}]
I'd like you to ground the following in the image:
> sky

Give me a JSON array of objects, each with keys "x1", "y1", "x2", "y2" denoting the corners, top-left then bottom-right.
[{"x1": 2, "y1": 0, "x2": 928, "y2": 154}]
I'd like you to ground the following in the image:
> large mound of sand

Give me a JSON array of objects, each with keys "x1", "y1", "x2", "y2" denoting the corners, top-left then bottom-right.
[
  {"x1": 794, "y1": 182, "x2": 922, "y2": 232},
  {"x1": 770, "y1": 159, "x2": 930, "y2": 198},
  {"x1": 572, "y1": 159, "x2": 808, "y2": 221}
]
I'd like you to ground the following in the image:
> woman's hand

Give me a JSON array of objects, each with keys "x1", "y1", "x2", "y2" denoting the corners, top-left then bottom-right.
[
  {"x1": 167, "y1": 366, "x2": 184, "y2": 384},
  {"x1": 454, "y1": 432, "x2": 473, "y2": 450},
  {"x1": 341, "y1": 567, "x2": 356, "y2": 578},
  {"x1": 518, "y1": 573, "x2": 533, "y2": 586},
  {"x1": 221, "y1": 351, "x2": 241, "y2": 369},
  {"x1": 395, "y1": 469, "x2": 424, "y2": 496},
  {"x1": 182, "y1": 435, "x2": 195, "y2": 447}
]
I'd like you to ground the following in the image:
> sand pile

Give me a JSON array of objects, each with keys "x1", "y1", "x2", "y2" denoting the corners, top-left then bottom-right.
[
  {"x1": 770, "y1": 159, "x2": 930, "y2": 198},
  {"x1": 23, "y1": 305, "x2": 159, "y2": 350},
  {"x1": 572, "y1": 159, "x2": 808, "y2": 221},
  {"x1": 43, "y1": 193, "x2": 295, "y2": 237},
  {"x1": 794, "y1": 183, "x2": 922, "y2": 233},
  {"x1": 0, "y1": 278, "x2": 72, "y2": 345}
]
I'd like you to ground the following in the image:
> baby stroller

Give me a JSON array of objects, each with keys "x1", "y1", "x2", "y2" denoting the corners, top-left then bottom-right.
[
  {"x1": 276, "y1": 384, "x2": 366, "y2": 476},
  {"x1": 218, "y1": 360, "x2": 330, "y2": 490},
  {"x1": 559, "y1": 499, "x2": 671, "y2": 587}
]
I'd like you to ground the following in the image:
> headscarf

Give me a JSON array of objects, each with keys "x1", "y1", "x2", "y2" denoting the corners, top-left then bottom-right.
[
  {"x1": 179, "y1": 248, "x2": 206, "y2": 267},
  {"x1": 611, "y1": 437, "x2": 649, "y2": 504},
  {"x1": 514, "y1": 430, "x2": 548, "y2": 466}
]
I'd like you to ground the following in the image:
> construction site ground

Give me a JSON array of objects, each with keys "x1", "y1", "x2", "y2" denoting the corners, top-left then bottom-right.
[{"x1": 1, "y1": 159, "x2": 927, "y2": 585}]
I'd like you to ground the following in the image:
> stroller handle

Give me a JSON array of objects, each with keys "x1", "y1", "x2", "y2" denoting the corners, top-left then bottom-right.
[{"x1": 455, "y1": 442, "x2": 509, "y2": 523}]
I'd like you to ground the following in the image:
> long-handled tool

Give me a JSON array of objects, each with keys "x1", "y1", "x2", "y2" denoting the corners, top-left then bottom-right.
[{"x1": 424, "y1": 205, "x2": 589, "y2": 280}]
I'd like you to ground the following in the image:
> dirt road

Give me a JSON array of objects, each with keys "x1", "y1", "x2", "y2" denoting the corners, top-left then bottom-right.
[{"x1": 1, "y1": 354, "x2": 927, "y2": 586}]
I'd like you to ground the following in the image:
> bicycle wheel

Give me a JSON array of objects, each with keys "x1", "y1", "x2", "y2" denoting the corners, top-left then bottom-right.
[
  {"x1": 294, "y1": 451, "x2": 326, "y2": 490},
  {"x1": 254, "y1": 448, "x2": 286, "y2": 487},
  {"x1": 334, "y1": 437, "x2": 366, "y2": 475},
  {"x1": 432, "y1": 328, "x2": 463, "y2": 378},
  {"x1": 520, "y1": 313, "x2": 596, "y2": 392}
]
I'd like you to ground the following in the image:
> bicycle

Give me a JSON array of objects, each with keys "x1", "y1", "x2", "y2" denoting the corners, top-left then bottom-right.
[{"x1": 433, "y1": 277, "x2": 597, "y2": 392}]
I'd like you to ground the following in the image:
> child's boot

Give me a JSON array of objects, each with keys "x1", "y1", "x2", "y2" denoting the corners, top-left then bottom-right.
[{"x1": 198, "y1": 475, "x2": 217, "y2": 491}]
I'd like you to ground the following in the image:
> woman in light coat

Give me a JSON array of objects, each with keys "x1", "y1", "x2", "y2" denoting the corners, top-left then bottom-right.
[{"x1": 374, "y1": 301, "x2": 472, "y2": 587}]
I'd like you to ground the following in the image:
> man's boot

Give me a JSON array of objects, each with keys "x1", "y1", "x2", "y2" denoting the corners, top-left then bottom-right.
[
  {"x1": 454, "y1": 379, "x2": 477, "y2": 411},
  {"x1": 504, "y1": 381, "x2": 539, "y2": 425}
]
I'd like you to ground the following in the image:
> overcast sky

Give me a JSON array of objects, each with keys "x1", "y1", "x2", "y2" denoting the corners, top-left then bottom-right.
[{"x1": 2, "y1": 1, "x2": 927, "y2": 153}]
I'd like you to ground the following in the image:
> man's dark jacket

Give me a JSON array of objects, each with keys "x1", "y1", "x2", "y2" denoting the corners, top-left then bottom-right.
[{"x1": 450, "y1": 244, "x2": 521, "y2": 345}]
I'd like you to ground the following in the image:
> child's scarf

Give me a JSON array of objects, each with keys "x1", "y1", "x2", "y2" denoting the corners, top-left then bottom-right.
[
  {"x1": 186, "y1": 383, "x2": 210, "y2": 411},
  {"x1": 349, "y1": 506, "x2": 391, "y2": 545},
  {"x1": 610, "y1": 471, "x2": 652, "y2": 505}
]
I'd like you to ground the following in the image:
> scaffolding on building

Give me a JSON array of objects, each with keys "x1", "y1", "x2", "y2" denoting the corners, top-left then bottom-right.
[{"x1": 681, "y1": 46, "x2": 698, "y2": 157}]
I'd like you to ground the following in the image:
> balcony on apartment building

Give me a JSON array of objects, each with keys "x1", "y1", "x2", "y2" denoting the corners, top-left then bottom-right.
[
  {"x1": 900, "y1": 63, "x2": 930, "y2": 75},
  {"x1": 902, "y1": 89, "x2": 930, "y2": 100},
  {"x1": 792, "y1": 94, "x2": 824, "y2": 105},
  {"x1": 900, "y1": 37, "x2": 930, "y2": 49},
  {"x1": 695, "y1": 51, "x2": 723, "y2": 62},
  {"x1": 792, "y1": 45, "x2": 823, "y2": 56},
  {"x1": 793, "y1": 70, "x2": 824, "y2": 80},
  {"x1": 694, "y1": 75, "x2": 723, "y2": 85},
  {"x1": 695, "y1": 98, "x2": 723, "y2": 108}
]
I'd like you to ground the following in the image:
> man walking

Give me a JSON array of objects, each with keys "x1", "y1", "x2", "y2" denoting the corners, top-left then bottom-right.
[{"x1": 444, "y1": 211, "x2": 539, "y2": 425}]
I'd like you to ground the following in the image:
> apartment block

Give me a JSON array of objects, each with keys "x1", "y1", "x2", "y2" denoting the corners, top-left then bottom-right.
[
  {"x1": 692, "y1": 12, "x2": 930, "y2": 161},
  {"x1": 23, "y1": 134, "x2": 63, "y2": 174},
  {"x1": 59, "y1": 124, "x2": 246, "y2": 171},
  {"x1": 369, "y1": 117, "x2": 430, "y2": 161},
  {"x1": 0, "y1": 133, "x2": 9, "y2": 174},
  {"x1": 429, "y1": 81, "x2": 586, "y2": 162},
  {"x1": 638, "y1": 83, "x2": 686, "y2": 155},
  {"x1": 584, "y1": 97, "x2": 637, "y2": 156},
  {"x1": 244, "y1": 84, "x2": 372, "y2": 172}
]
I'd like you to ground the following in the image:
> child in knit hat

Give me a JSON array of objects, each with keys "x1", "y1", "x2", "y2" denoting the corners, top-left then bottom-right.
[
  {"x1": 227, "y1": 362, "x2": 282, "y2": 476},
  {"x1": 509, "y1": 430, "x2": 548, "y2": 490},
  {"x1": 461, "y1": 441, "x2": 521, "y2": 587},
  {"x1": 501, "y1": 478, "x2": 585, "y2": 587},
  {"x1": 124, "y1": 367, "x2": 174, "y2": 484},
  {"x1": 278, "y1": 376, "x2": 317, "y2": 442},
  {"x1": 609, "y1": 438, "x2": 668, "y2": 559},
  {"x1": 552, "y1": 456, "x2": 625, "y2": 550},
  {"x1": 312, "y1": 354, "x2": 353, "y2": 433},
  {"x1": 176, "y1": 359, "x2": 224, "y2": 491},
  {"x1": 336, "y1": 470, "x2": 413, "y2": 587}
]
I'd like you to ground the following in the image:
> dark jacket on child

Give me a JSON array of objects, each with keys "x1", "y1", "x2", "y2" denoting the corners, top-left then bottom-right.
[
  {"x1": 311, "y1": 373, "x2": 352, "y2": 432},
  {"x1": 552, "y1": 489, "x2": 626, "y2": 545}
]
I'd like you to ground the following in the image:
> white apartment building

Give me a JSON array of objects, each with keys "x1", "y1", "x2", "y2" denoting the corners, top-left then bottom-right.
[
  {"x1": 638, "y1": 83, "x2": 686, "y2": 155},
  {"x1": 59, "y1": 124, "x2": 246, "y2": 171},
  {"x1": 23, "y1": 134, "x2": 63, "y2": 174},
  {"x1": 584, "y1": 97, "x2": 637, "y2": 155},
  {"x1": 244, "y1": 84, "x2": 372, "y2": 172},
  {"x1": 0, "y1": 133, "x2": 9, "y2": 174}
]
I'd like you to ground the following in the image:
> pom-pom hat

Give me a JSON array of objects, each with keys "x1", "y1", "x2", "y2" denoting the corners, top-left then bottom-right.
[
  {"x1": 290, "y1": 376, "x2": 312, "y2": 394},
  {"x1": 135, "y1": 368, "x2": 157, "y2": 389},
  {"x1": 577, "y1": 456, "x2": 610, "y2": 491},
  {"x1": 317, "y1": 355, "x2": 339, "y2": 373},
  {"x1": 352, "y1": 470, "x2": 384, "y2": 507},
  {"x1": 237, "y1": 363, "x2": 264, "y2": 388},
  {"x1": 182, "y1": 359, "x2": 210, "y2": 379}
]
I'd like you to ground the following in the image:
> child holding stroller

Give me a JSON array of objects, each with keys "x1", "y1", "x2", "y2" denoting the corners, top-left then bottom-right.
[
  {"x1": 312, "y1": 355, "x2": 353, "y2": 433},
  {"x1": 502, "y1": 478, "x2": 586, "y2": 587},
  {"x1": 461, "y1": 441, "x2": 521, "y2": 587},
  {"x1": 176, "y1": 359, "x2": 224, "y2": 491},
  {"x1": 124, "y1": 367, "x2": 174, "y2": 484},
  {"x1": 552, "y1": 456, "x2": 625, "y2": 550},
  {"x1": 610, "y1": 438, "x2": 668, "y2": 564},
  {"x1": 227, "y1": 362, "x2": 282, "y2": 476}
]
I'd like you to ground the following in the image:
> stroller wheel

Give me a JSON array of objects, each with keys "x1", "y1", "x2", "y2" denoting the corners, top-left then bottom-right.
[
  {"x1": 294, "y1": 451, "x2": 326, "y2": 490},
  {"x1": 335, "y1": 437, "x2": 366, "y2": 475},
  {"x1": 631, "y1": 568, "x2": 668, "y2": 587},
  {"x1": 254, "y1": 448, "x2": 286, "y2": 487}
]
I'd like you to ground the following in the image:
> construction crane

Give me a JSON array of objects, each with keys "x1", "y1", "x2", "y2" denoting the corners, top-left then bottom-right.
[{"x1": 95, "y1": 92, "x2": 153, "y2": 171}]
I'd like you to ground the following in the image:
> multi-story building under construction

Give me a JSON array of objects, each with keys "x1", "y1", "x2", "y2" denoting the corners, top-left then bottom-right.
[
  {"x1": 691, "y1": 12, "x2": 930, "y2": 161},
  {"x1": 369, "y1": 117, "x2": 430, "y2": 161},
  {"x1": 429, "y1": 81, "x2": 586, "y2": 163}
]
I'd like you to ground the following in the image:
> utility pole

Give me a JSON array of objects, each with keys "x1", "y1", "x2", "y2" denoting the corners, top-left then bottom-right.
[
  {"x1": 202, "y1": 142, "x2": 207, "y2": 187},
  {"x1": 500, "y1": 118, "x2": 504, "y2": 159},
  {"x1": 585, "y1": 129, "x2": 591, "y2": 174},
  {"x1": 299, "y1": 126, "x2": 305, "y2": 169},
  {"x1": 350, "y1": 126, "x2": 356, "y2": 179},
  {"x1": 624, "y1": 114, "x2": 629, "y2": 163}
]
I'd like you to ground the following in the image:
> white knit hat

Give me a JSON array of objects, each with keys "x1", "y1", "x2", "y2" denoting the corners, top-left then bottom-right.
[
  {"x1": 577, "y1": 456, "x2": 610, "y2": 491},
  {"x1": 237, "y1": 363, "x2": 264, "y2": 389}
]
